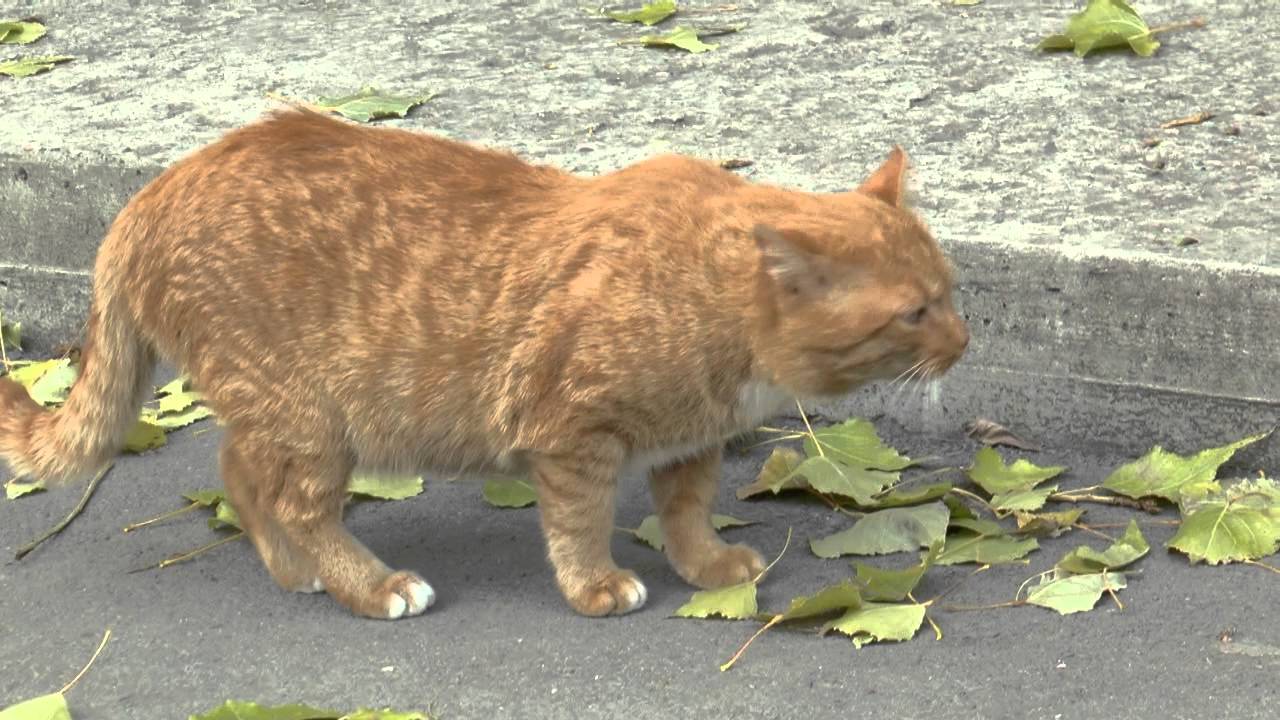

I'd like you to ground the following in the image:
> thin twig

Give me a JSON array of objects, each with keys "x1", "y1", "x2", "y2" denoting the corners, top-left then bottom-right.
[
  {"x1": 122, "y1": 502, "x2": 202, "y2": 532},
  {"x1": 948, "y1": 487, "x2": 997, "y2": 515},
  {"x1": 1072, "y1": 523, "x2": 1118, "y2": 542},
  {"x1": 128, "y1": 531, "x2": 245, "y2": 573},
  {"x1": 753, "y1": 527, "x2": 793, "y2": 583},
  {"x1": 0, "y1": 307, "x2": 11, "y2": 372},
  {"x1": 1085, "y1": 519, "x2": 1180, "y2": 528},
  {"x1": 940, "y1": 599, "x2": 1025, "y2": 612},
  {"x1": 1147, "y1": 16, "x2": 1206, "y2": 36},
  {"x1": 907, "y1": 592, "x2": 943, "y2": 641},
  {"x1": 720, "y1": 615, "x2": 782, "y2": 672},
  {"x1": 16, "y1": 463, "x2": 113, "y2": 560},
  {"x1": 1048, "y1": 492, "x2": 1161, "y2": 513},
  {"x1": 59, "y1": 628, "x2": 112, "y2": 695},
  {"x1": 1160, "y1": 111, "x2": 1214, "y2": 130}
]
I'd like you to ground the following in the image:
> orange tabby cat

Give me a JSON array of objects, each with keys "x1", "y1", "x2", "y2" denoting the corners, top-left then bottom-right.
[{"x1": 0, "y1": 110, "x2": 968, "y2": 619}]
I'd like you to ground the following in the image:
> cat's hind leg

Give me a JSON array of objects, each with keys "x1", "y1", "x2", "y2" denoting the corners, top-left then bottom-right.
[
  {"x1": 220, "y1": 427, "x2": 434, "y2": 619},
  {"x1": 649, "y1": 447, "x2": 765, "y2": 589},
  {"x1": 531, "y1": 442, "x2": 647, "y2": 616}
]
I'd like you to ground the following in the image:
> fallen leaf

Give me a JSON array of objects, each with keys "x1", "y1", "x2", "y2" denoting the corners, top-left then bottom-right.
[
  {"x1": 0, "y1": 20, "x2": 46, "y2": 44},
  {"x1": 0, "y1": 692, "x2": 70, "y2": 719},
  {"x1": 719, "y1": 158, "x2": 754, "y2": 170},
  {"x1": 22, "y1": 359, "x2": 77, "y2": 406},
  {"x1": 5, "y1": 478, "x2": 44, "y2": 500},
  {"x1": 208, "y1": 498, "x2": 241, "y2": 530},
  {"x1": 0, "y1": 54, "x2": 72, "y2": 78},
  {"x1": 1, "y1": 319, "x2": 22, "y2": 349},
  {"x1": 593, "y1": 0, "x2": 677, "y2": 25},
  {"x1": 1160, "y1": 111, "x2": 1214, "y2": 129},
  {"x1": 964, "y1": 418, "x2": 1039, "y2": 451},
  {"x1": 1026, "y1": 571, "x2": 1126, "y2": 615},
  {"x1": 312, "y1": 86, "x2": 433, "y2": 123},
  {"x1": 630, "y1": 513, "x2": 754, "y2": 551},
  {"x1": 619, "y1": 25, "x2": 721, "y2": 53},
  {"x1": 141, "y1": 405, "x2": 214, "y2": 430},
  {"x1": 1102, "y1": 432, "x2": 1270, "y2": 503},
  {"x1": 937, "y1": 527, "x2": 1038, "y2": 566},
  {"x1": 1169, "y1": 498, "x2": 1280, "y2": 565},
  {"x1": 773, "y1": 579, "x2": 863, "y2": 621},
  {"x1": 1056, "y1": 518, "x2": 1149, "y2": 574},
  {"x1": 736, "y1": 446, "x2": 805, "y2": 499},
  {"x1": 673, "y1": 581, "x2": 757, "y2": 619},
  {"x1": 990, "y1": 485, "x2": 1058, "y2": 513},
  {"x1": 157, "y1": 389, "x2": 203, "y2": 415},
  {"x1": 809, "y1": 502, "x2": 949, "y2": 558},
  {"x1": 853, "y1": 543, "x2": 940, "y2": 602},
  {"x1": 183, "y1": 489, "x2": 226, "y2": 507},
  {"x1": 805, "y1": 418, "x2": 913, "y2": 472},
  {"x1": 796, "y1": 456, "x2": 899, "y2": 506},
  {"x1": 122, "y1": 420, "x2": 166, "y2": 453},
  {"x1": 1013, "y1": 508, "x2": 1085, "y2": 537},
  {"x1": 482, "y1": 475, "x2": 537, "y2": 508},
  {"x1": 966, "y1": 447, "x2": 1065, "y2": 495},
  {"x1": 1037, "y1": 0, "x2": 1159, "y2": 57},
  {"x1": 187, "y1": 701, "x2": 338, "y2": 720},
  {"x1": 822, "y1": 602, "x2": 927, "y2": 648},
  {"x1": 347, "y1": 474, "x2": 423, "y2": 501},
  {"x1": 868, "y1": 482, "x2": 952, "y2": 509}
]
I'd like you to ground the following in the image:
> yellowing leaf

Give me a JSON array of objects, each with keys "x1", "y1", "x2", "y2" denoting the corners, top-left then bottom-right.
[
  {"x1": 0, "y1": 692, "x2": 70, "y2": 719},
  {"x1": 123, "y1": 420, "x2": 166, "y2": 453},
  {"x1": 1037, "y1": 0, "x2": 1159, "y2": 57},
  {"x1": 21, "y1": 359, "x2": 76, "y2": 406},
  {"x1": 142, "y1": 405, "x2": 214, "y2": 430},
  {"x1": 594, "y1": 0, "x2": 677, "y2": 25},
  {"x1": 157, "y1": 389, "x2": 203, "y2": 415},
  {"x1": 5, "y1": 478, "x2": 44, "y2": 499},
  {"x1": 0, "y1": 21, "x2": 47, "y2": 45},
  {"x1": 347, "y1": 474, "x2": 423, "y2": 501},
  {"x1": 804, "y1": 419, "x2": 912, "y2": 472},
  {"x1": 1056, "y1": 519, "x2": 1149, "y2": 574},
  {"x1": 1013, "y1": 508, "x2": 1085, "y2": 537},
  {"x1": 482, "y1": 475, "x2": 537, "y2": 508},
  {"x1": 967, "y1": 447, "x2": 1064, "y2": 495},
  {"x1": 208, "y1": 498, "x2": 242, "y2": 530},
  {"x1": 673, "y1": 581, "x2": 757, "y2": 619},
  {"x1": 0, "y1": 54, "x2": 72, "y2": 78},
  {"x1": 1026, "y1": 572, "x2": 1126, "y2": 615},
  {"x1": 810, "y1": 502, "x2": 949, "y2": 558},
  {"x1": 312, "y1": 86, "x2": 432, "y2": 123},
  {"x1": 868, "y1": 482, "x2": 952, "y2": 509},
  {"x1": 1, "y1": 319, "x2": 22, "y2": 349},
  {"x1": 1102, "y1": 432, "x2": 1269, "y2": 503},
  {"x1": 937, "y1": 529, "x2": 1038, "y2": 566},
  {"x1": 183, "y1": 489, "x2": 226, "y2": 507},
  {"x1": 630, "y1": 513, "x2": 754, "y2": 551},
  {"x1": 187, "y1": 700, "x2": 338, "y2": 720},
  {"x1": 619, "y1": 25, "x2": 721, "y2": 52},
  {"x1": 796, "y1": 456, "x2": 899, "y2": 506},
  {"x1": 990, "y1": 485, "x2": 1057, "y2": 513},
  {"x1": 735, "y1": 446, "x2": 805, "y2": 499},
  {"x1": 822, "y1": 602, "x2": 927, "y2": 648}
]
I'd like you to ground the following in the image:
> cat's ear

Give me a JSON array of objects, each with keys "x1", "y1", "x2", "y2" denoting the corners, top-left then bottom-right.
[
  {"x1": 754, "y1": 224, "x2": 820, "y2": 293},
  {"x1": 855, "y1": 146, "x2": 909, "y2": 207}
]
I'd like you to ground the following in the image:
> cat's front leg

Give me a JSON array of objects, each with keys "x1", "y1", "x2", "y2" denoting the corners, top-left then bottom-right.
[
  {"x1": 649, "y1": 447, "x2": 765, "y2": 589},
  {"x1": 531, "y1": 443, "x2": 647, "y2": 616}
]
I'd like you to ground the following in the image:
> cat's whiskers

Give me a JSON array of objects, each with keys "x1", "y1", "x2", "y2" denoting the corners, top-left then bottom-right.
[{"x1": 890, "y1": 359, "x2": 929, "y2": 403}]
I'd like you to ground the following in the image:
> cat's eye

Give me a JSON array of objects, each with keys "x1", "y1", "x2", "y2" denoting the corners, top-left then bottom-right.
[{"x1": 901, "y1": 305, "x2": 928, "y2": 325}]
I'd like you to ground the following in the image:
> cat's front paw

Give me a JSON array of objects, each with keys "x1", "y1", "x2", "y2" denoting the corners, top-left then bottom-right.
[
  {"x1": 565, "y1": 569, "x2": 648, "y2": 617},
  {"x1": 678, "y1": 543, "x2": 766, "y2": 589}
]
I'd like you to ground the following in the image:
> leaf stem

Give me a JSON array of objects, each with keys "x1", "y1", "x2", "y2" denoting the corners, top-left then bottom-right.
[
  {"x1": 939, "y1": 599, "x2": 1025, "y2": 612},
  {"x1": 0, "y1": 307, "x2": 11, "y2": 372},
  {"x1": 59, "y1": 628, "x2": 112, "y2": 695},
  {"x1": 122, "y1": 501, "x2": 202, "y2": 532},
  {"x1": 1072, "y1": 523, "x2": 1118, "y2": 542},
  {"x1": 922, "y1": 564, "x2": 990, "y2": 607},
  {"x1": 948, "y1": 487, "x2": 997, "y2": 515},
  {"x1": 908, "y1": 592, "x2": 943, "y2": 641},
  {"x1": 795, "y1": 401, "x2": 823, "y2": 457},
  {"x1": 1085, "y1": 519, "x2": 1179, "y2": 528},
  {"x1": 719, "y1": 614, "x2": 783, "y2": 672},
  {"x1": 129, "y1": 531, "x2": 245, "y2": 573},
  {"x1": 1146, "y1": 16, "x2": 1206, "y2": 36},
  {"x1": 754, "y1": 527, "x2": 792, "y2": 583},
  {"x1": 1047, "y1": 491, "x2": 1161, "y2": 514},
  {"x1": 15, "y1": 463, "x2": 112, "y2": 560},
  {"x1": 1245, "y1": 559, "x2": 1280, "y2": 576}
]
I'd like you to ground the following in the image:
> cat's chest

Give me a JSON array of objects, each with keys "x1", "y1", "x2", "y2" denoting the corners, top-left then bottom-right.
[{"x1": 622, "y1": 380, "x2": 793, "y2": 477}]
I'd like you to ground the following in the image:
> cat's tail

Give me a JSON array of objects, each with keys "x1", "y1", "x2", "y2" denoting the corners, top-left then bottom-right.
[{"x1": 0, "y1": 293, "x2": 155, "y2": 484}]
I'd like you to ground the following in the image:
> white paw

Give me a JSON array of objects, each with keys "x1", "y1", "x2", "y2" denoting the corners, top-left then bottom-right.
[
  {"x1": 385, "y1": 577, "x2": 436, "y2": 619},
  {"x1": 290, "y1": 578, "x2": 325, "y2": 594},
  {"x1": 623, "y1": 577, "x2": 648, "y2": 612}
]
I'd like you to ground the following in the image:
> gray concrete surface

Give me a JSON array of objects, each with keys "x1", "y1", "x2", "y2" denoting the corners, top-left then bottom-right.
[
  {"x1": 2, "y1": 417, "x2": 1278, "y2": 719},
  {"x1": 1, "y1": 1, "x2": 1279, "y2": 717}
]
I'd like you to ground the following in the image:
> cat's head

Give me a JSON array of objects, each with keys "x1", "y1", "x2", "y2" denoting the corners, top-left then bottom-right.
[{"x1": 750, "y1": 147, "x2": 968, "y2": 398}]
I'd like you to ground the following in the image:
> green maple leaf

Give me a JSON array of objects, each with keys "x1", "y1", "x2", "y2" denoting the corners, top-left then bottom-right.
[
  {"x1": 629, "y1": 513, "x2": 754, "y2": 551},
  {"x1": 809, "y1": 502, "x2": 949, "y2": 558},
  {"x1": 804, "y1": 418, "x2": 913, "y2": 471},
  {"x1": 822, "y1": 602, "x2": 927, "y2": 648},
  {"x1": 1026, "y1": 572, "x2": 1127, "y2": 615},
  {"x1": 593, "y1": 0, "x2": 677, "y2": 25},
  {"x1": 1037, "y1": 0, "x2": 1159, "y2": 57},
  {"x1": 966, "y1": 447, "x2": 1064, "y2": 495},
  {"x1": 735, "y1": 447, "x2": 805, "y2": 499},
  {"x1": 0, "y1": 55, "x2": 72, "y2": 78},
  {"x1": 482, "y1": 475, "x2": 537, "y2": 508},
  {"x1": 1056, "y1": 519, "x2": 1149, "y2": 574},
  {"x1": 312, "y1": 86, "x2": 433, "y2": 123},
  {"x1": 1169, "y1": 498, "x2": 1280, "y2": 565},
  {"x1": 1102, "y1": 432, "x2": 1270, "y2": 503},
  {"x1": 621, "y1": 25, "x2": 720, "y2": 53},
  {"x1": 853, "y1": 543, "x2": 941, "y2": 602},
  {"x1": 0, "y1": 21, "x2": 46, "y2": 44},
  {"x1": 0, "y1": 692, "x2": 70, "y2": 719},
  {"x1": 673, "y1": 581, "x2": 757, "y2": 619},
  {"x1": 347, "y1": 474, "x2": 423, "y2": 501}
]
